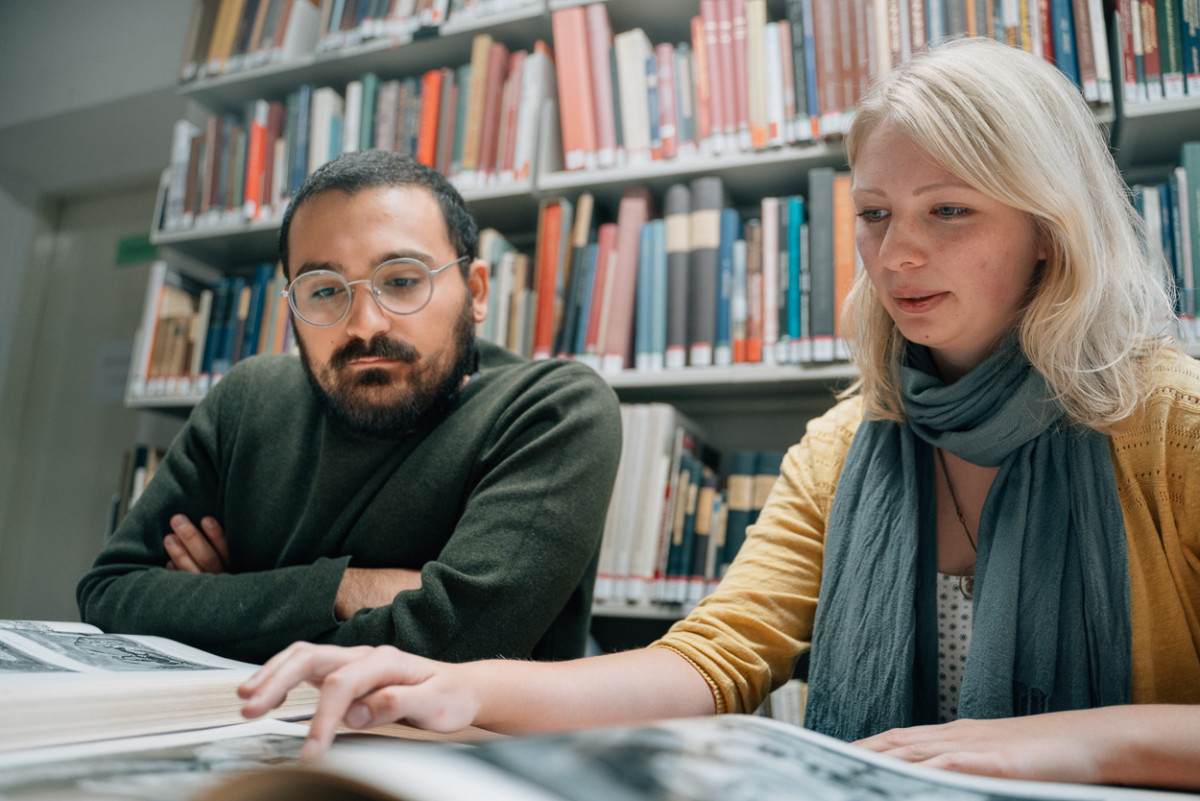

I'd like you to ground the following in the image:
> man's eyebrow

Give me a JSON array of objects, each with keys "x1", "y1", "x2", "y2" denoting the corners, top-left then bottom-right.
[
  {"x1": 376, "y1": 249, "x2": 435, "y2": 265},
  {"x1": 294, "y1": 261, "x2": 341, "y2": 277}
]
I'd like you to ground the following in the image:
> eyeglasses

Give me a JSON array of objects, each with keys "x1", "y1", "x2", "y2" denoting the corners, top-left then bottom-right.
[{"x1": 282, "y1": 256, "x2": 470, "y2": 327}]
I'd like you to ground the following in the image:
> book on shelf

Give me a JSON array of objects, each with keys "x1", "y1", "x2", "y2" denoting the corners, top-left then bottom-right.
[{"x1": 0, "y1": 619, "x2": 319, "y2": 752}]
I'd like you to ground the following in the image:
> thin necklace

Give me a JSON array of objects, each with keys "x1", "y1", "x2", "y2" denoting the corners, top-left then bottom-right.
[{"x1": 937, "y1": 448, "x2": 977, "y2": 599}]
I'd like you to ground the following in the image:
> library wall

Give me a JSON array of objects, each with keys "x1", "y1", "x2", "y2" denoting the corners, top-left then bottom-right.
[{"x1": 0, "y1": 1, "x2": 195, "y2": 620}]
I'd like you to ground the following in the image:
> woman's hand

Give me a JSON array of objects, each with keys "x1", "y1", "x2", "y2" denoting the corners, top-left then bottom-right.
[
  {"x1": 854, "y1": 705, "x2": 1200, "y2": 791},
  {"x1": 238, "y1": 642, "x2": 478, "y2": 759}
]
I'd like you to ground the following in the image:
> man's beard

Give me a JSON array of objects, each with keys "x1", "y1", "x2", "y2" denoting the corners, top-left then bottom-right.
[{"x1": 298, "y1": 296, "x2": 477, "y2": 438}]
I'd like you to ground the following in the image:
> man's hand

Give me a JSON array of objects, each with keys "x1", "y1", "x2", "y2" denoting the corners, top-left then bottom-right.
[
  {"x1": 854, "y1": 705, "x2": 1200, "y2": 790},
  {"x1": 163, "y1": 514, "x2": 230, "y2": 574},
  {"x1": 334, "y1": 567, "x2": 423, "y2": 620},
  {"x1": 238, "y1": 642, "x2": 478, "y2": 760}
]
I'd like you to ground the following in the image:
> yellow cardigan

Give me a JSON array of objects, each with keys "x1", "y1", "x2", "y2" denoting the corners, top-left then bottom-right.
[{"x1": 655, "y1": 351, "x2": 1200, "y2": 715}]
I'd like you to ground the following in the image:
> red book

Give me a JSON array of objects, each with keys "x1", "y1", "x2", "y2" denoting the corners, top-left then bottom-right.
[
  {"x1": 416, "y1": 68, "x2": 443, "y2": 167},
  {"x1": 1037, "y1": 0, "x2": 1055, "y2": 64},
  {"x1": 477, "y1": 41, "x2": 510, "y2": 181},
  {"x1": 585, "y1": 2, "x2": 619, "y2": 168},
  {"x1": 583, "y1": 222, "x2": 619, "y2": 366},
  {"x1": 532, "y1": 200, "x2": 565, "y2": 360},
  {"x1": 742, "y1": 219, "x2": 763, "y2": 363},
  {"x1": 550, "y1": 6, "x2": 598, "y2": 171},
  {"x1": 243, "y1": 99, "x2": 269, "y2": 220},
  {"x1": 690, "y1": 15, "x2": 714, "y2": 146},
  {"x1": 715, "y1": 0, "x2": 738, "y2": 142},
  {"x1": 700, "y1": 1, "x2": 727, "y2": 150},
  {"x1": 1117, "y1": 0, "x2": 1139, "y2": 103},
  {"x1": 730, "y1": 0, "x2": 750, "y2": 148},
  {"x1": 655, "y1": 43, "x2": 679, "y2": 161},
  {"x1": 832, "y1": 172, "x2": 856, "y2": 358},
  {"x1": 812, "y1": 0, "x2": 841, "y2": 135},
  {"x1": 1139, "y1": 0, "x2": 1162, "y2": 100},
  {"x1": 600, "y1": 187, "x2": 653, "y2": 373},
  {"x1": 499, "y1": 49, "x2": 526, "y2": 181},
  {"x1": 260, "y1": 100, "x2": 285, "y2": 217}
]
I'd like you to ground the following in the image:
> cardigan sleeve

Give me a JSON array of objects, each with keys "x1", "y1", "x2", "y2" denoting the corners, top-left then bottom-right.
[{"x1": 651, "y1": 396, "x2": 864, "y2": 713}]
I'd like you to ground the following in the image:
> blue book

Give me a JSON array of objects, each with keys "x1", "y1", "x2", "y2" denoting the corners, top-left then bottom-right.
[
  {"x1": 715, "y1": 208, "x2": 741, "y2": 366},
  {"x1": 645, "y1": 54, "x2": 661, "y2": 158},
  {"x1": 573, "y1": 242, "x2": 600, "y2": 356},
  {"x1": 801, "y1": 0, "x2": 819, "y2": 121},
  {"x1": 241, "y1": 263, "x2": 275, "y2": 360},
  {"x1": 1050, "y1": 0, "x2": 1080, "y2": 89},
  {"x1": 1183, "y1": 5, "x2": 1200, "y2": 96},
  {"x1": 213, "y1": 276, "x2": 246, "y2": 377},
  {"x1": 650, "y1": 218, "x2": 668, "y2": 368},
  {"x1": 200, "y1": 278, "x2": 231, "y2": 377},
  {"x1": 291, "y1": 84, "x2": 314, "y2": 196},
  {"x1": 787, "y1": 196, "x2": 805, "y2": 352}
]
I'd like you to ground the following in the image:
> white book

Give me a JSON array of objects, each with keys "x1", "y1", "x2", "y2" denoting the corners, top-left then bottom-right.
[
  {"x1": 614, "y1": 28, "x2": 654, "y2": 167},
  {"x1": 762, "y1": 21, "x2": 786, "y2": 148},
  {"x1": 0, "y1": 619, "x2": 318, "y2": 752},
  {"x1": 343, "y1": 80, "x2": 363, "y2": 154},
  {"x1": 308, "y1": 86, "x2": 345, "y2": 175}
]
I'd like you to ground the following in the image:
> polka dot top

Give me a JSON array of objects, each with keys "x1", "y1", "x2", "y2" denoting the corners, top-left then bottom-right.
[{"x1": 936, "y1": 572, "x2": 974, "y2": 723}]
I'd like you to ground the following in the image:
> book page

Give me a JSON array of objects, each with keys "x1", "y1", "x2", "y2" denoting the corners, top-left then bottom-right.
[
  {"x1": 0, "y1": 619, "x2": 253, "y2": 679},
  {"x1": 0, "y1": 719, "x2": 310, "y2": 800},
  {"x1": 287, "y1": 715, "x2": 1192, "y2": 801}
]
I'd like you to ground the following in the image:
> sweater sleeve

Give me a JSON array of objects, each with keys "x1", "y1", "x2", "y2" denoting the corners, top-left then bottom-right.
[
  {"x1": 76, "y1": 362, "x2": 348, "y2": 663},
  {"x1": 314, "y1": 362, "x2": 622, "y2": 662},
  {"x1": 651, "y1": 396, "x2": 863, "y2": 713}
]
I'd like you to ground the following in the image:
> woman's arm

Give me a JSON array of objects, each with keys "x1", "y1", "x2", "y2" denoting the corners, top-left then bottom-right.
[
  {"x1": 854, "y1": 705, "x2": 1200, "y2": 791},
  {"x1": 239, "y1": 643, "x2": 715, "y2": 759}
]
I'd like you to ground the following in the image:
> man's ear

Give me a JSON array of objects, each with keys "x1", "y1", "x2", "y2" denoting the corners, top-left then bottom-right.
[{"x1": 467, "y1": 259, "x2": 490, "y2": 323}]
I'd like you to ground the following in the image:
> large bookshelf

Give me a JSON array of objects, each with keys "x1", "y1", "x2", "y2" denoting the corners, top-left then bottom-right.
[{"x1": 138, "y1": 0, "x2": 1200, "y2": 626}]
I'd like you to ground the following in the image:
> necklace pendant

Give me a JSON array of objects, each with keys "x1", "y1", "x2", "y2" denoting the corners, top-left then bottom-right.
[{"x1": 958, "y1": 574, "x2": 975, "y2": 600}]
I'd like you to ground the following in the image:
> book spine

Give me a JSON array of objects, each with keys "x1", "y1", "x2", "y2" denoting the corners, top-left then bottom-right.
[
  {"x1": 688, "y1": 176, "x2": 723, "y2": 367},
  {"x1": 715, "y1": 207, "x2": 740, "y2": 366},
  {"x1": 807, "y1": 167, "x2": 835, "y2": 361},
  {"x1": 550, "y1": 6, "x2": 598, "y2": 171},
  {"x1": 664, "y1": 183, "x2": 691, "y2": 370}
]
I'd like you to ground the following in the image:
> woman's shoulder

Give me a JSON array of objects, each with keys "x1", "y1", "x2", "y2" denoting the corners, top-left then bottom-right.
[
  {"x1": 1112, "y1": 350, "x2": 1200, "y2": 435},
  {"x1": 785, "y1": 395, "x2": 867, "y2": 486},
  {"x1": 1108, "y1": 350, "x2": 1200, "y2": 483}
]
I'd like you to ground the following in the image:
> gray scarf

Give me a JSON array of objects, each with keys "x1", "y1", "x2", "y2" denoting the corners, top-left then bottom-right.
[{"x1": 805, "y1": 340, "x2": 1131, "y2": 740}]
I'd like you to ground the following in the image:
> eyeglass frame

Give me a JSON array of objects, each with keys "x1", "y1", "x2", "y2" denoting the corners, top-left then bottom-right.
[{"x1": 281, "y1": 255, "x2": 471, "y2": 328}]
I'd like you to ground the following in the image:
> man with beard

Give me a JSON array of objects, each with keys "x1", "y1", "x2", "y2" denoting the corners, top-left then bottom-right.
[{"x1": 77, "y1": 152, "x2": 622, "y2": 666}]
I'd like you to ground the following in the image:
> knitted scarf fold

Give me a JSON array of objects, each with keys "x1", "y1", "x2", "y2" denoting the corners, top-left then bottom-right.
[{"x1": 805, "y1": 340, "x2": 1131, "y2": 740}]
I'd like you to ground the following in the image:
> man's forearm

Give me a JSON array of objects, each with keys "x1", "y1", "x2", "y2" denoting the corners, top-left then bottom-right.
[{"x1": 334, "y1": 567, "x2": 423, "y2": 621}]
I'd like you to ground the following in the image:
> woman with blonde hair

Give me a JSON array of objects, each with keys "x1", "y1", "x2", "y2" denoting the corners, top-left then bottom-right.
[{"x1": 240, "y1": 38, "x2": 1200, "y2": 788}]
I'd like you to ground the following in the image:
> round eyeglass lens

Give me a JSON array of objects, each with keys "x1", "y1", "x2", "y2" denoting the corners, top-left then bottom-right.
[
  {"x1": 294, "y1": 272, "x2": 350, "y2": 326},
  {"x1": 374, "y1": 259, "x2": 433, "y2": 314}
]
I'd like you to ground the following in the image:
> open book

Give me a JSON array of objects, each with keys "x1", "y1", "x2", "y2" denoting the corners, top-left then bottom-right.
[
  {"x1": 0, "y1": 710, "x2": 1191, "y2": 801},
  {"x1": 0, "y1": 619, "x2": 318, "y2": 751}
]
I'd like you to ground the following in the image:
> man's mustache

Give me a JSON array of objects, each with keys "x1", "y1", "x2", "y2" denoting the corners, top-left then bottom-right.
[{"x1": 330, "y1": 335, "x2": 419, "y2": 369}]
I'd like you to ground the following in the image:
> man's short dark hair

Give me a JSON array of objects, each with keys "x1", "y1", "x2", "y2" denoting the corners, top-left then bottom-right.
[{"x1": 279, "y1": 151, "x2": 478, "y2": 279}]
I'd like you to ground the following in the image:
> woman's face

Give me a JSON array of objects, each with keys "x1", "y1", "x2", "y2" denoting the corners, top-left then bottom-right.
[{"x1": 851, "y1": 121, "x2": 1044, "y2": 381}]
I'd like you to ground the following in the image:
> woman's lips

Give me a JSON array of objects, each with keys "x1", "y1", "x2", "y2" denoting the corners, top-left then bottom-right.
[{"x1": 893, "y1": 291, "x2": 949, "y2": 313}]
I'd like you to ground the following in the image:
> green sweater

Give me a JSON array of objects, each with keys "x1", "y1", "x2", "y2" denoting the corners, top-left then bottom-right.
[{"x1": 77, "y1": 342, "x2": 621, "y2": 664}]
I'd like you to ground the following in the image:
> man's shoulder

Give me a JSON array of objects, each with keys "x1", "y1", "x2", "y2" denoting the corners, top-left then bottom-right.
[
  {"x1": 476, "y1": 342, "x2": 615, "y2": 400},
  {"x1": 205, "y1": 354, "x2": 309, "y2": 410}
]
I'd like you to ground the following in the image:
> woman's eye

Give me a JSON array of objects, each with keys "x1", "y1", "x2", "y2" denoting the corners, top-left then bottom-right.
[
  {"x1": 856, "y1": 209, "x2": 887, "y2": 223},
  {"x1": 934, "y1": 205, "x2": 970, "y2": 219}
]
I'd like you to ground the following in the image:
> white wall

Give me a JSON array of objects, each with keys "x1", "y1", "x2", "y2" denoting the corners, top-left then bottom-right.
[{"x1": 0, "y1": 1, "x2": 196, "y2": 620}]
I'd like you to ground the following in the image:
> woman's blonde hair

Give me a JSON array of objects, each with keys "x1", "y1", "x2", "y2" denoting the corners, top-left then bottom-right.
[{"x1": 841, "y1": 37, "x2": 1176, "y2": 429}]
